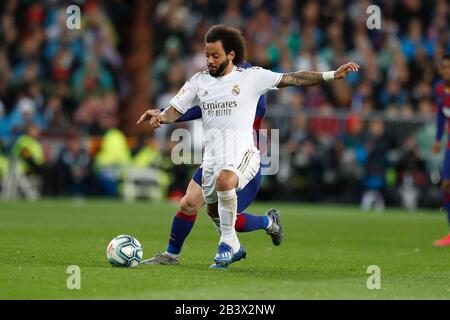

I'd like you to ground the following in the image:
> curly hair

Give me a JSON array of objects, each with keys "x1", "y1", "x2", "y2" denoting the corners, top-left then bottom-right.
[{"x1": 204, "y1": 24, "x2": 246, "y2": 65}]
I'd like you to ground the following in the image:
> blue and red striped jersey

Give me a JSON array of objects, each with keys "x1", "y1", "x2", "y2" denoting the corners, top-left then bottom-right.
[{"x1": 434, "y1": 80, "x2": 450, "y2": 144}]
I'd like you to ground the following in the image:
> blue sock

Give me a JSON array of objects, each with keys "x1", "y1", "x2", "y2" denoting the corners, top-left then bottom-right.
[
  {"x1": 235, "y1": 212, "x2": 270, "y2": 232},
  {"x1": 166, "y1": 211, "x2": 197, "y2": 255}
]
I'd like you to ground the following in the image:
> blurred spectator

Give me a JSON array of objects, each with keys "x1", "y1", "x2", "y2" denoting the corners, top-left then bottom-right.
[
  {"x1": 43, "y1": 94, "x2": 70, "y2": 134},
  {"x1": 56, "y1": 134, "x2": 92, "y2": 196},
  {"x1": 150, "y1": 36, "x2": 184, "y2": 94},
  {"x1": 7, "y1": 97, "x2": 46, "y2": 138},
  {"x1": 339, "y1": 114, "x2": 366, "y2": 198},
  {"x1": 72, "y1": 55, "x2": 114, "y2": 101},
  {"x1": 400, "y1": 19, "x2": 434, "y2": 62},
  {"x1": 341, "y1": 114, "x2": 365, "y2": 150},
  {"x1": 132, "y1": 136, "x2": 163, "y2": 169},
  {"x1": 131, "y1": 136, "x2": 170, "y2": 197},
  {"x1": 360, "y1": 119, "x2": 391, "y2": 212},
  {"x1": 73, "y1": 91, "x2": 119, "y2": 135},
  {"x1": 0, "y1": 100, "x2": 7, "y2": 141},
  {"x1": 82, "y1": 1, "x2": 122, "y2": 69},
  {"x1": 378, "y1": 80, "x2": 408, "y2": 108},
  {"x1": 284, "y1": 114, "x2": 311, "y2": 154},
  {"x1": 11, "y1": 125, "x2": 44, "y2": 177},
  {"x1": 0, "y1": 140, "x2": 7, "y2": 181},
  {"x1": 351, "y1": 81, "x2": 374, "y2": 113},
  {"x1": 287, "y1": 137, "x2": 323, "y2": 201},
  {"x1": 94, "y1": 127, "x2": 131, "y2": 197},
  {"x1": 396, "y1": 135, "x2": 428, "y2": 211}
]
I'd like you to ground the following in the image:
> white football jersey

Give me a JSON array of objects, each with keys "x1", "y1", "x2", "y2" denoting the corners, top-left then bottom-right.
[{"x1": 169, "y1": 65, "x2": 282, "y2": 169}]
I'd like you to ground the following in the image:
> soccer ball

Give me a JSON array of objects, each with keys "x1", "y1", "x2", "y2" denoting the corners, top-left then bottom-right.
[{"x1": 106, "y1": 235, "x2": 143, "y2": 268}]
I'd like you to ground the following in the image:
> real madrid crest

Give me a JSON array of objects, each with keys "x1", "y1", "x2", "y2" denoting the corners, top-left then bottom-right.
[{"x1": 232, "y1": 84, "x2": 240, "y2": 96}]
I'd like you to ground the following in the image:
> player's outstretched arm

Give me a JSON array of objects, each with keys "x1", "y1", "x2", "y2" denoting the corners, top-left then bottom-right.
[
  {"x1": 277, "y1": 62, "x2": 360, "y2": 88},
  {"x1": 160, "y1": 106, "x2": 202, "y2": 122},
  {"x1": 137, "y1": 105, "x2": 182, "y2": 128},
  {"x1": 160, "y1": 105, "x2": 183, "y2": 124},
  {"x1": 137, "y1": 109, "x2": 160, "y2": 125}
]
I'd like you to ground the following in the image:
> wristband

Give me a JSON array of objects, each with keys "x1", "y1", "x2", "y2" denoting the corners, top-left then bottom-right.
[{"x1": 322, "y1": 71, "x2": 335, "y2": 81}]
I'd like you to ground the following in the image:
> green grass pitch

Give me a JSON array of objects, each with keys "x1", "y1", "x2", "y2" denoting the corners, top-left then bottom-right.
[{"x1": 0, "y1": 199, "x2": 449, "y2": 299}]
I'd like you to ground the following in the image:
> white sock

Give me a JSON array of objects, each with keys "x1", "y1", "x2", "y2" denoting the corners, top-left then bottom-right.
[
  {"x1": 164, "y1": 251, "x2": 178, "y2": 259},
  {"x1": 217, "y1": 189, "x2": 240, "y2": 253},
  {"x1": 266, "y1": 216, "x2": 273, "y2": 230}
]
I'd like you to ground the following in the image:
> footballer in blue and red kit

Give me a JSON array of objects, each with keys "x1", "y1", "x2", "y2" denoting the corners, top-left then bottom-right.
[
  {"x1": 153, "y1": 63, "x2": 283, "y2": 263},
  {"x1": 432, "y1": 54, "x2": 450, "y2": 246}
]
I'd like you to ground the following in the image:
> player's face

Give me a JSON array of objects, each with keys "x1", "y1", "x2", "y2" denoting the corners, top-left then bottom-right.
[
  {"x1": 205, "y1": 41, "x2": 234, "y2": 77},
  {"x1": 440, "y1": 59, "x2": 450, "y2": 82}
]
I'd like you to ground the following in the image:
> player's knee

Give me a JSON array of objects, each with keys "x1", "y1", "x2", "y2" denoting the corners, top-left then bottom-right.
[
  {"x1": 442, "y1": 180, "x2": 450, "y2": 193},
  {"x1": 179, "y1": 196, "x2": 200, "y2": 215},
  {"x1": 216, "y1": 171, "x2": 238, "y2": 191}
]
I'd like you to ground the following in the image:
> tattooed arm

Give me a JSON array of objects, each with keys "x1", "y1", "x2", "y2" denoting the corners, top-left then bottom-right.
[
  {"x1": 136, "y1": 105, "x2": 182, "y2": 128},
  {"x1": 277, "y1": 62, "x2": 360, "y2": 88},
  {"x1": 277, "y1": 71, "x2": 326, "y2": 88},
  {"x1": 160, "y1": 105, "x2": 182, "y2": 123}
]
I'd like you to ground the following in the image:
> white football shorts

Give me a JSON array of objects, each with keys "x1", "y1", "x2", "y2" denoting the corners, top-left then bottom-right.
[{"x1": 201, "y1": 149, "x2": 260, "y2": 204}]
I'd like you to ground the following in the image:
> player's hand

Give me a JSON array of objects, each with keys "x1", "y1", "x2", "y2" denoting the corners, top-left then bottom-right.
[
  {"x1": 149, "y1": 113, "x2": 163, "y2": 128},
  {"x1": 136, "y1": 109, "x2": 162, "y2": 128},
  {"x1": 334, "y1": 62, "x2": 360, "y2": 79},
  {"x1": 432, "y1": 141, "x2": 441, "y2": 154}
]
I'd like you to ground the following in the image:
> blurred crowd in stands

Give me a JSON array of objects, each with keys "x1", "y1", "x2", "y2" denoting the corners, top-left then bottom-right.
[{"x1": 0, "y1": 0, "x2": 449, "y2": 209}]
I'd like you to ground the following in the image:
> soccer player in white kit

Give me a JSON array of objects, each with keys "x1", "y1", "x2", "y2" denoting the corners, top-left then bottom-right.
[{"x1": 138, "y1": 25, "x2": 359, "y2": 268}]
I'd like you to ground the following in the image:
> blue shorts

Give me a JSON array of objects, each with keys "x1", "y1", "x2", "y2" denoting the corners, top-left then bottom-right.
[
  {"x1": 192, "y1": 167, "x2": 262, "y2": 212},
  {"x1": 443, "y1": 149, "x2": 450, "y2": 180}
]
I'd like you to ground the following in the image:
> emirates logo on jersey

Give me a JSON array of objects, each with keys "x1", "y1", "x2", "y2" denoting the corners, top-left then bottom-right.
[
  {"x1": 232, "y1": 84, "x2": 240, "y2": 96},
  {"x1": 202, "y1": 100, "x2": 238, "y2": 117},
  {"x1": 201, "y1": 101, "x2": 237, "y2": 110}
]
